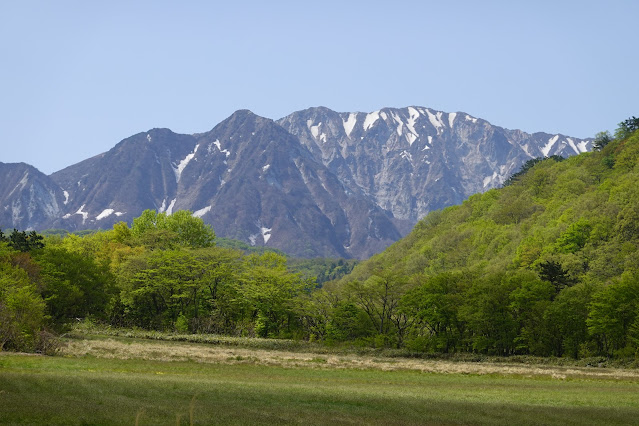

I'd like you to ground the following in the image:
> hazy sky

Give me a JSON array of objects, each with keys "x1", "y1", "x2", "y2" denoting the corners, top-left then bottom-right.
[{"x1": 1, "y1": 1, "x2": 637, "y2": 174}]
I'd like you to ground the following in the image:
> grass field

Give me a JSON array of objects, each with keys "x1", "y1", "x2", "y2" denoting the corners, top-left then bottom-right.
[{"x1": 1, "y1": 335, "x2": 639, "y2": 425}]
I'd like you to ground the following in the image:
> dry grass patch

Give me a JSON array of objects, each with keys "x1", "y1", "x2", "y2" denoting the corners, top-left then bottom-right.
[{"x1": 62, "y1": 337, "x2": 639, "y2": 381}]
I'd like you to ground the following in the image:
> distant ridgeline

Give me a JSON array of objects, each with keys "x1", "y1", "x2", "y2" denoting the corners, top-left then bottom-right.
[{"x1": 1, "y1": 117, "x2": 636, "y2": 360}]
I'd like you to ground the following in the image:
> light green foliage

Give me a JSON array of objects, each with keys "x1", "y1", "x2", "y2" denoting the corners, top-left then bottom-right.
[
  {"x1": 131, "y1": 209, "x2": 215, "y2": 248},
  {"x1": 238, "y1": 252, "x2": 313, "y2": 337},
  {"x1": 554, "y1": 218, "x2": 592, "y2": 254},
  {"x1": 0, "y1": 262, "x2": 46, "y2": 351},
  {"x1": 35, "y1": 246, "x2": 115, "y2": 324}
]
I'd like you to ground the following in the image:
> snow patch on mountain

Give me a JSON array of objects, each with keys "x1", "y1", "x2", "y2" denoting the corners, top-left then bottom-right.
[
  {"x1": 75, "y1": 204, "x2": 88, "y2": 223},
  {"x1": 96, "y1": 209, "x2": 114, "y2": 220},
  {"x1": 213, "y1": 140, "x2": 230, "y2": 157},
  {"x1": 363, "y1": 111, "x2": 380, "y2": 131},
  {"x1": 63, "y1": 190, "x2": 69, "y2": 205},
  {"x1": 158, "y1": 198, "x2": 167, "y2": 213},
  {"x1": 343, "y1": 113, "x2": 357, "y2": 137},
  {"x1": 166, "y1": 198, "x2": 177, "y2": 215},
  {"x1": 406, "y1": 107, "x2": 420, "y2": 145},
  {"x1": 192, "y1": 205, "x2": 211, "y2": 218},
  {"x1": 542, "y1": 135, "x2": 559, "y2": 157},
  {"x1": 567, "y1": 137, "x2": 588, "y2": 154},
  {"x1": 426, "y1": 110, "x2": 445, "y2": 133},
  {"x1": 566, "y1": 138, "x2": 588, "y2": 154},
  {"x1": 390, "y1": 112, "x2": 404, "y2": 136},
  {"x1": 309, "y1": 121, "x2": 321, "y2": 138},
  {"x1": 483, "y1": 172, "x2": 499, "y2": 188},
  {"x1": 261, "y1": 226, "x2": 272, "y2": 244},
  {"x1": 448, "y1": 112, "x2": 457, "y2": 128},
  {"x1": 400, "y1": 150, "x2": 413, "y2": 164},
  {"x1": 174, "y1": 144, "x2": 199, "y2": 182}
]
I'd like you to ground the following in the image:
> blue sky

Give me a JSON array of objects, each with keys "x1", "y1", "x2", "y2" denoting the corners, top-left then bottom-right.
[{"x1": 1, "y1": 1, "x2": 637, "y2": 174}]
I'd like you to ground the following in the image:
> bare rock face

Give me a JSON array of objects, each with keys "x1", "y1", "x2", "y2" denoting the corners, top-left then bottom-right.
[{"x1": 0, "y1": 107, "x2": 591, "y2": 258}]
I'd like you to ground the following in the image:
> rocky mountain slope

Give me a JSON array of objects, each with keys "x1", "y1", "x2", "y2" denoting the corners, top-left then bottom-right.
[
  {"x1": 278, "y1": 106, "x2": 589, "y2": 226},
  {"x1": 0, "y1": 162, "x2": 66, "y2": 231},
  {"x1": 0, "y1": 107, "x2": 592, "y2": 258}
]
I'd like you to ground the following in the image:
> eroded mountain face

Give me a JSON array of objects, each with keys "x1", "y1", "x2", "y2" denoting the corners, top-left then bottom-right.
[
  {"x1": 0, "y1": 107, "x2": 591, "y2": 258},
  {"x1": 278, "y1": 106, "x2": 589, "y2": 225}
]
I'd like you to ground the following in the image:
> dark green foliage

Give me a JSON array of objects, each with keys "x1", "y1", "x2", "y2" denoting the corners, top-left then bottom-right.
[
  {"x1": 0, "y1": 228, "x2": 45, "y2": 252},
  {"x1": 288, "y1": 257, "x2": 358, "y2": 285},
  {"x1": 325, "y1": 302, "x2": 372, "y2": 341},
  {"x1": 615, "y1": 116, "x2": 639, "y2": 140},
  {"x1": 538, "y1": 260, "x2": 574, "y2": 297}
]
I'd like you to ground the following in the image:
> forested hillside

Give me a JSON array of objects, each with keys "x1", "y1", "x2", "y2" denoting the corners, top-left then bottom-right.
[
  {"x1": 1, "y1": 119, "x2": 637, "y2": 359},
  {"x1": 311, "y1": 119, "x2": 639, "y2": 357}
]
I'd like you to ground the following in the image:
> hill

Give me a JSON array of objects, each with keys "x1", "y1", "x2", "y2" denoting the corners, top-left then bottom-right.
[{"x1": 316, "y1": 125, "x2": 639, "y2": 357}]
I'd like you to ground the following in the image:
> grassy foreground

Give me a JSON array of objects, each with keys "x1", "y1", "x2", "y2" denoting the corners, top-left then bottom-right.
[{"x1": 1, "y1": 337, "x2": 639, "y2": 425}]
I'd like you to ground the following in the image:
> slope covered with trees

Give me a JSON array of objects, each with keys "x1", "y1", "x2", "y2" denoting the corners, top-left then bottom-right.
[{"x1": 304, "y1": 122, "x2": 639, "y2": 358}]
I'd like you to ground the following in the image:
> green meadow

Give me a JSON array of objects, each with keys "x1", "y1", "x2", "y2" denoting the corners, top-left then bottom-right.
[{"x1": 1, "y1": 336, "x2": 639, "y2": 425}]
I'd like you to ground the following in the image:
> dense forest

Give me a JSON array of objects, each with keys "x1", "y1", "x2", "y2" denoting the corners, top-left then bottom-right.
[{"x1": 1, "y1": 118, "x2": 638, "y2": 359}]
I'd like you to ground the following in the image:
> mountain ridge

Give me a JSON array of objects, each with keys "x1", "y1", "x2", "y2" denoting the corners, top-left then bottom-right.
[{"x1": 0, "y1": 106, "x2": 592, "y2": 258}]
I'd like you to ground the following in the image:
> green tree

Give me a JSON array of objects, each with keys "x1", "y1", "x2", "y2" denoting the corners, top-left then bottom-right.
[
  {"x1": 131, "y1": 210, "x2": 215, "y2": 249},
  {"x1": 346, "y1": 267, "x2": 411, "y2": 344},
  {"x1": 0, "y1": 229, "x2": 45, "y2": 252},
  {"x1": 36, "y1": 246, "x2": 115, "y2": 325},
  {"x1": 460, "y1": 273, "x2": 519, "y2": 355},
  {"x1": 237, "y1": 252, "x2": 312, "y2": 337},
  {"x1": 538, "y1": 260, "x2": 574, "y2": 297},
  {"x1": 0, "y1": 252, "x2": 47, "y2": 352},
  {"x1": 587, "y1": 272, "x2": 639, "y2": 356},
  {"x1": 592, "y1": 131, "x2": 612, "y2": 151},
  {"x1": 507, "y1": 271, "x2": 553, "y2": 355},
  {"x1": 544, "y1": 282, "x2": 594, "y2": 358},
  {"x1": 325, "y1": 302, "x2": 373, "y2": 342},
  {"x1": 614, "y1": 116, "x2": 639, "y2": 140},
  {"x1": 400, "y1": 272, "x2": 465, "y2": 353}
]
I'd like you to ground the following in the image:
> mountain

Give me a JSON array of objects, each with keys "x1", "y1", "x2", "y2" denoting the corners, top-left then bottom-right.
[
  {"x1": 0, "y1": 106, "x2": 592, "y2": 258},
  {"x1": 0, "y1": 162, "x2": 66, "y2": 231},
  {"x1": 278, "y1": 106, "x2": 590, "y2": 226},
  {"x1": 47, "y1": 111, "x2": 401, "y2": 258}
]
